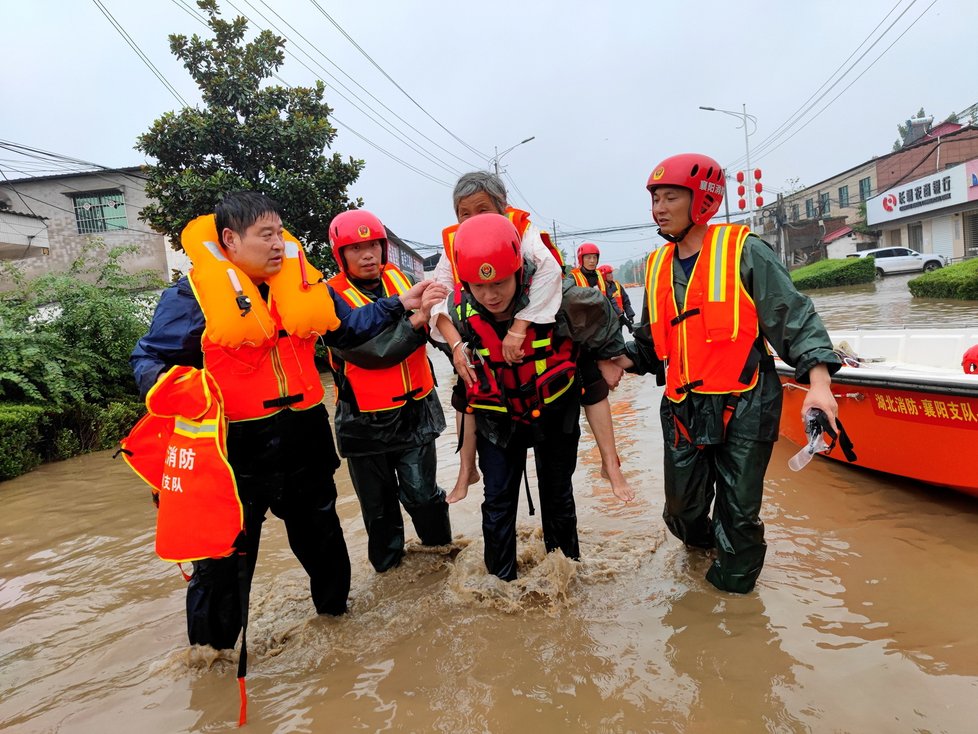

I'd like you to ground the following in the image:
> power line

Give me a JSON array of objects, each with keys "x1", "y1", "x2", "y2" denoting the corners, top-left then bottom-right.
[
  {"x1": 91, "y1": 0, "x2": 190, "y2": 108},
  {"x1": 248, "y1": 0, "x2": 480, "y2": 170},
  {"x1": 306, "y1": 0, "x2": 488, "y2": 160},
  {"x1": 226, "y1": 0, "x2": 465, "y2": 178},
  {"x1": 108, "y1": 0, "x2": 455, "y2": 189},
  {"x1": 745, "y1": 0, "x2": 940, "y2": 168},
  {"x1": 728, "y1": 0, "x2": 913, "y2": 168}
]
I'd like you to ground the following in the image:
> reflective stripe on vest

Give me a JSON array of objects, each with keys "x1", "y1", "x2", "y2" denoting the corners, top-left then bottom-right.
[
  {"x1": 454, "y1": 300, "x2": 577, "y2": 422},
  {"x1": 570, "y1": 268, "x2": 608, "y2": 295},
  {"x1": 609, "y1": 280, "x2": 624, "y2": 311},
  {"x1": 197, "y1": 289, "x2": 325, "y2": 422},
  {"x1": 646, "y1": 224, "x2": 761, "y2": 402},
  {"x1": 327, "y1": 263, "x2": 435, "y2": 412}
]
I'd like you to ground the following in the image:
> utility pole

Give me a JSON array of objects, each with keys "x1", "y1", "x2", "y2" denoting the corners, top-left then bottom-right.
[{"x1": 776, "y1": 193, "x2": 787, "y2": 267}]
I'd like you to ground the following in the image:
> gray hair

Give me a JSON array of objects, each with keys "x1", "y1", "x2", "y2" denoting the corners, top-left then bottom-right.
[{"x1": 452, "y1": 171, "x2": 508, "y2": 215}]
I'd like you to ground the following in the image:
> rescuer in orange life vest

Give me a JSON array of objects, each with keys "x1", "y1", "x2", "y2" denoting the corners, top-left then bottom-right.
[
  {"x1": 430, "y1": 171, "x2": 634, "y2": 504},
  {"x1": 597, "y1": 263, "x2": 635, "y2": 328},
  {"x1": 130, "y1": 191, "x2": 447, "y2": 649},
  {"x1": 615, "y1": 153, "x2": 842, "y2": 594},
  {"x1": 325, "y1": 209, "x2": 451, "y2": 573},
  {"x1": 448, "y1": 212, "x2": 626, "y2": 581}
]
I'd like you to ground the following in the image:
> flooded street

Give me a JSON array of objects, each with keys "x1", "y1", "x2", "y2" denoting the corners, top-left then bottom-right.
[{"x1": 2, "y1": 275, "x2": 977, "y2": 733}]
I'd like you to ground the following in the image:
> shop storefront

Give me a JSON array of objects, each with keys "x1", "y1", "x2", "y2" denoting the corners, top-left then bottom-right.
[{"x1": 867, "y1": 157, "x2": 978, "y2": 262}]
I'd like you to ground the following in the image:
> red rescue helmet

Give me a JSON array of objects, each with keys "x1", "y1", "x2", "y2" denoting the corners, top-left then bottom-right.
[
  {"x1": 646, "y1": 153, "x2": 725, "y2": 225},
  {"x1": 328, "y1": 209, "x2": 387, "y2": 273},
  {"x1": 597, "y1": 264, "x2": 614, "y2": 277},
  {"x1": 963, "y1": 344, "x2": 978, "y2": 374},
  {"x1": 576, "y1": 242, "x2": 600, "y2": 267},
  {"x1": 453, "y1": 212, "x2": 523, "y2": 284}
]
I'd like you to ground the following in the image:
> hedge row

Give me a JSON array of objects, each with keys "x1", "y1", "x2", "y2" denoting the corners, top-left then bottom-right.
[
  {"x1": 0, "y1": 400, "x2": 143, "y2": 482},
  {"x1": 908, "y1": 258, "x2": 978, "y2": 300},
  {"x1": 790, "y1": 256, "x2": 877, "y2": 290}
]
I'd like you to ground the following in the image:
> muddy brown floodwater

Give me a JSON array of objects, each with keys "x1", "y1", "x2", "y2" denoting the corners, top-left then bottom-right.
[{"x1": 1, "y1": 274, "x2": 976, "y2": 732}]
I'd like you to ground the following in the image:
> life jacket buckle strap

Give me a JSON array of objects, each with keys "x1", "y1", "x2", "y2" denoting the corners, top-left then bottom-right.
[
  {"x1": 392, "y1": 387, "x2": 422, "y2": 403},
  {"x1": 670, "y1": 308, "x2": 700, "y2": 327},
  {"x1": 675, "y1": 379, "x2": 704, "y2": 395},
  {"x1": 262, "y1": 393, "x2": 304, "y2": 409}
]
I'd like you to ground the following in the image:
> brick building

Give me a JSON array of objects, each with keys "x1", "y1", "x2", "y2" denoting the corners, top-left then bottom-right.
[{"x1": 754, "y1": 121, "x2": 978, "y2": 266}]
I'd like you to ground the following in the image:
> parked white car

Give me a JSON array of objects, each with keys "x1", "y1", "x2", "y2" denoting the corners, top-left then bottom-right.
[{"x1": 846, "y1": 247, "x2": 947, "y2": 277}]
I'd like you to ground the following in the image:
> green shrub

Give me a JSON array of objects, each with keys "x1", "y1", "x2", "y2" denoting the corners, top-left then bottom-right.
[
  {"x1": 0, "y1": 399, "x2": 145, "y2": 482},
  {"x1": 908, "y1": 258, "x2": 978, "y2": 300},
  {"x1": 791, "y1": 256, "x2": 877, "y2": 290},
  {"x1": 0, "y1": 239, "x2": 161, "y2": 404},
  {"x1": 0, "y1": 405, "x2": 46, "y2": 480}
]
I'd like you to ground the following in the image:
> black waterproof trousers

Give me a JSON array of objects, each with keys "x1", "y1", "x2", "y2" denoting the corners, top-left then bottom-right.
[
  {"x1": 186, "y1": 405, "x2": 351, "y2": 649},
  {"x1": 345, "y1": 441, "x2": 452, "y2": 572},
  {"x1": 476, "y1": 413, "x2": 581, "y2": 581},
  {"x1": 662, "y1": 427, "x2": 772, "y2": 594}
]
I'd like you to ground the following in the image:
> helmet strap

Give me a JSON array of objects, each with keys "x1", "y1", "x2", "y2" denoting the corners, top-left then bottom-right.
[{"x1": 657, "y1": 223, "x2": 694, "y2": 244}]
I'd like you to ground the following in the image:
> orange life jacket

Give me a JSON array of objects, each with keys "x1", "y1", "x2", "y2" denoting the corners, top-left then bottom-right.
[
  {"x1": 326, "y1": 264, "x2": 435, "y2": 412},
  {"x1": 120, "y1": 366, "x2": 243, "y2": 563},
  {"x1": 646, "y1": 224, "x2": 762, "y2": 403},
  {"x1": 181, "y1": 215, "x2": 330, "y2": 422},
  {"x1": 608, "y1": 279, "x2": 625, "y2": 311},
  {"x1": 181, "y1": 214, "x2": 339, "y2": 348},
  {"x1": 570, "y1": 267, "x2": 608, "y2": 295},
  {"x1": 454, "y1": 299, "x2": 578, "y2": 423},
  {"x1": 442, "y1": 207, "x2": 563, "y2": 282}
]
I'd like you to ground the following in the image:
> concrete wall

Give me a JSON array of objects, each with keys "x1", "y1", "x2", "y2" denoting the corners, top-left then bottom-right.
[
  {"x1": 0, "y1": 211, "x2": 50, "y2": 261},
  {"x1": 0, "y1": 170, "x2": 168, "y2": 289}
]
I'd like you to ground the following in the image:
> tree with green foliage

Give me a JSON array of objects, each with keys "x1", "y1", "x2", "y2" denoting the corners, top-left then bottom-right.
[
  {"x1": 136, "y1": 0, "x2": 363, "y2": 274},
  {"x1": 892, "y1": 107, "x2": 929, "y2": 152}
]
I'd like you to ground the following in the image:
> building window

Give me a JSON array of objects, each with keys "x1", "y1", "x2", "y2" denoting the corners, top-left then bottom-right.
[
  {"x1": 791, "y1": 204, "x2": 799, "y2": 221},
  {"x1": 72, "y1": 191, "x2": 127, "y2": 234},
  {"x1": 805, "y1": 199, "x2": 814, "y2": 218},
  {"x1": 890, "y1": 229, "x2": 902, "y2": 246},
  {"x1": 819, "y1": 192, "x2": 830, "y2": 215},
  {"x1": 838, "y1": 185, "x2": 849, "y2": 208},
  {"x1": 858, "y1": 177, "x2": 872, "y2": 201}
]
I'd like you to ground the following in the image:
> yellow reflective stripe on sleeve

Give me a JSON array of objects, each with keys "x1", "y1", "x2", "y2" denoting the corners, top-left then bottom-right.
[{"x1": 530, "y1": 339, "x2": 550, "y2": 348}]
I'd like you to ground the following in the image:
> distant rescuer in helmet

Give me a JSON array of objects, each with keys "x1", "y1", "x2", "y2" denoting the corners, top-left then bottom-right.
[
  {"x1": 615, "y1": 153, "x2": 842, "y2": 594},
  {"x1": 448, "y1": 213, "x2": 626, "y2": 581},
  {"x1": 325, "y1": 209, "x2": 452, "y2": 573},
  {"x1": 597, "y1": 264, "x2": 635, "y2": 328}
]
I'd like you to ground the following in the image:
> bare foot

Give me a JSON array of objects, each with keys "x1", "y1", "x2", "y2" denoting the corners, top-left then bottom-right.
[
  {"x1": 603, "y1": 462, "x2": 635, "y2": 503},
  {"x1": 447, "y1": 481, "x2": 469, "y2": 504},
  {"x1": 466, "y1": 467, "x2": 480, "y2": 485}
]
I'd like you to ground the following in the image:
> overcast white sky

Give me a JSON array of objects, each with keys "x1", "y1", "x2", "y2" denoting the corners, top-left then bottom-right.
[{"x1": 2, "y1": 0, "x2": 975, "y2": 266}]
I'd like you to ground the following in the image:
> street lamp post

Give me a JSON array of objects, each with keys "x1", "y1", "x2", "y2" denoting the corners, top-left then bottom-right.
[
  {"x1": 699, "y1": 104, "x2": 757, "y2": 229},
  {"x1": 490, "y1": 136, "x2": 535, "y2": 175}
]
